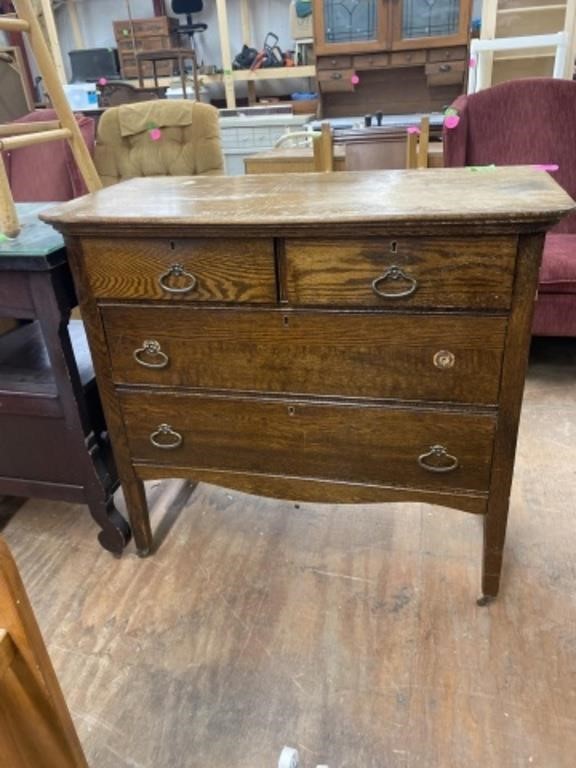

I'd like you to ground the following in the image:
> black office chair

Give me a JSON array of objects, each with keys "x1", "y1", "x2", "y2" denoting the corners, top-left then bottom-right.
[{"x1": 172, "y1": 0, "x2": 208, "y2": 49}]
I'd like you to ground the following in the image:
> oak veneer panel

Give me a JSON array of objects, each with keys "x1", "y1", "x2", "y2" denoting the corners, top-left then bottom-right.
[
  {"x1": 82, "y1": 238, "x2": 276, "y2": 303},
  {"x1": 284, "y1": 236, "x2": 517, "y2": 309},
  {"x1": 119, "y1": 391, "x2": 497, "y2": 493},
  {"x1": 103, "y1": 306, "x2": 507, "y2": 405}
]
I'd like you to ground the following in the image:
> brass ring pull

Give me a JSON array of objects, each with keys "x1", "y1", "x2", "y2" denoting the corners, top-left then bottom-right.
[
  {"x1": 433, "y1": 350, "x2": 455, "y2": 369},
  {"x1": 158, "y1": 263, "x2": 197, "y2": 294},
  {"x1": 133, "y1": 340, "x2": 169, "y2": 369},
  {"x1": 371, "y1": 266, "x2": 418, "y2": 299},
  {"x1": 418, "y1": 444, "x2": 459, "y2": 473},
  {"x1": 150, "y1": 424, "x2": 183, "y2": 450}
]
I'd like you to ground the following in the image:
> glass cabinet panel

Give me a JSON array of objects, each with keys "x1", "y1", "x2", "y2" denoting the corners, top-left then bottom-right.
[
  {"x1": 324, "y1": 0, "x2": 379, "y2": 44},
  {"x1": 401, "y1": 0, "x2": 460, "y2": 40}
]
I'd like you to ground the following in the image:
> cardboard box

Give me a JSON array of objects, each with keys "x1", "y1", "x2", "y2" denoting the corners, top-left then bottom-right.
[{"x1": 289, "y1": 1, "x2": 313, "y2": 41}]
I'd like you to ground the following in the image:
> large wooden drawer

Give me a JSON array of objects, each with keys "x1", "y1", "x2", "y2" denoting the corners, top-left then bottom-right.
[
  {"x1": 81, "y1": 238, "x2": 276, "y2": 303},
  {"x1": 284, "y1": 236, "x2": 517, "y2": 309},
  {"x1": 119, "y1": 391, "x2": 497, "y2": 493},
  {"x1": 103, "y1": 306, "x2": 507, "y2": 405}
]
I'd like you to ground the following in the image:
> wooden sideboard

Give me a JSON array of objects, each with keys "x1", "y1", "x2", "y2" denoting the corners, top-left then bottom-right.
[
  {"x1": 313, "y1": 0, "x2": 473, "y2": 116},
  {"x1": 42, "y1": 168, "x2": 574, "y2": 602}
]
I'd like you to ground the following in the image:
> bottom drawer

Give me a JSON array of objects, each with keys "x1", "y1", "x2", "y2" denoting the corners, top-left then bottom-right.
[{"x1": 119, "y1": 392, "x2": 496, "y2": 493}]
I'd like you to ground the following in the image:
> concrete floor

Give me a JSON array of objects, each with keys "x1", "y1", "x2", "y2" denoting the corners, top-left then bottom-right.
[{"x1": 1, "y1": 337, "x2": 575, "y2": 768}]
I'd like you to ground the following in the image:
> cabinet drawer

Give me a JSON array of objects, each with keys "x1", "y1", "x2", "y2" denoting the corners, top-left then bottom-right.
[
  {"x1": 120, "y1": 392, "x2": 496, "y2": 493},
  {"x1": 425, "y1": 60, "x2": 466, "y2": 85},
  {"x1": 284, "y1": 237, "x2": 516, "y2": 309},
  {"x1": 318, "y1": 69, "x2": 356, "y2": 92},
  {"x1": 81, "y1": 238, "x2": 276, "y2": 303},
  {"x1": 104, "y1": 307, "x2": 506, "y2": 406},
  {"x1": 353, "y1": 54, "x2": 389, "y2": 69},
  {"x1": 428, "y1": 47, "x2": 467, "y2": 63},
  {"x1": 317, "y1": 55, "x2": 353, "y2": 70},
  {"x1": 390, "y1": 51, "x2": 426, "y2": 67}
]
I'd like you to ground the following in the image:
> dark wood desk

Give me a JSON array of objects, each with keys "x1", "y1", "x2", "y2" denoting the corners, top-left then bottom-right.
[
  {"x1": 136, "y1": 48, "x2": 199, "y2": 101},
  {"x1": 0, "y1": 205, "x2": 129, "y2": 554},
  {"x1": 43, "y1": 170, "x2": 574, "y2": 601}
]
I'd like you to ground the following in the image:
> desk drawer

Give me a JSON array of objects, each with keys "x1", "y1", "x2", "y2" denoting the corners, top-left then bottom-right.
[
  {"x1": 119, "y1": 392, "x2": 496, "y2": 493},
  {"x1": 284, "y1": 237, "x2": 516, "y2": 309},
  {"x1": 81, "y1": 238, "x2": 276, "y2": 303},
  {"x1": 104, "y1": 306, "x2": 506, "y2": 405}
]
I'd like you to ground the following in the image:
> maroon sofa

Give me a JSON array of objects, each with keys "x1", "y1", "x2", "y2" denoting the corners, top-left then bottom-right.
[
  {"x1": 443, "y1": 79, "x2": 576, "y2": 336},
  {"x1": 2, "y1": 108, "x2": 95, "y2": 202}
]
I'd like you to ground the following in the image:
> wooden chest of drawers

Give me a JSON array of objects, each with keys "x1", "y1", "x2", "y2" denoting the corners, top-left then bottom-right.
[{"x1": 43, "y1": 168, "x2": 574, "y2": 603}]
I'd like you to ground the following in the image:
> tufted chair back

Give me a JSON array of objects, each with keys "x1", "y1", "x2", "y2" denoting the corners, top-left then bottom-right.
[{"x1": 94, "y1": 100, "x2": 224, "y2": 186}]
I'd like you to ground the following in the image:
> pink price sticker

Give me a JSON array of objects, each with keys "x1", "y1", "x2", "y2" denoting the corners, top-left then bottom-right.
[
  {"x1": 407, "y1": 126, "x2": 420, "y2": 135},
  {"x1": 532, "y1": 164, "x2": 559, "y2": 172},
  {"x1": 149, "y1": 128, "x2": 162, "y2": 141},
  {"x1": 98, "y1": 77, "x2": 108, "y2": 86},
  {"x1": 444, "y1": 114, "x2": 460, "y2": 129},
  {"x1": 469, "y1": 57, "x2": 477, "y2": 68},
  {"x1": 351, "y1": 74, "x2": 360, "y2": 85}
]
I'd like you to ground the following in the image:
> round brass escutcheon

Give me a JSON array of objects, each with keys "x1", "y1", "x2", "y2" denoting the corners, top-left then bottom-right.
[{"x1": 433, "y1": 350, "x2": 455, "y2": 369}]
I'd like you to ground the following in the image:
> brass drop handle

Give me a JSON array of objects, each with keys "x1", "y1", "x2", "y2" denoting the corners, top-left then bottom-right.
[
  {"x1": 418, "y1": 445, "x2": 459, "y2": 473},
  {"x1": 133, "y1": 340, "x2": 169, "y2": 369},
  {"x1": 439, "y1": 63, "x2": 452, "y2": 72},
  {"x1": 158, "y1": 263, "x2": 197, "y2": 294},
  {"x1": 150, "y1": 424, "x2": 183, "y2": 450},
  {"x1": 371, "y1": 266, "x2": 418, "y2": 299},
  {"x1": 331, "y1": 72, "x2": 343, "y2": 80}
]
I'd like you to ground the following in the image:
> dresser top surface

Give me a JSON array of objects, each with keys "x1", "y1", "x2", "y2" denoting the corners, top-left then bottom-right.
[{"x1": 41, "y1": 167, "x2": 574, "y2": 235}]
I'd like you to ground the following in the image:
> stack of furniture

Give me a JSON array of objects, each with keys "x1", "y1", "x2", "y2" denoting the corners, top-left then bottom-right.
[
  {"x1": 114, "y1": 15, "x2": 180, "y2": 81},
  {"x1": 313, "y1": 0, "x2": 472, "y2": 116}
]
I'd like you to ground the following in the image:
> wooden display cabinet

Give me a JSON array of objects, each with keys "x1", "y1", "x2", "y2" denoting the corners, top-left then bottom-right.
[{"x1": 313, "y1": 0, "x2": 473, "y2": 115}]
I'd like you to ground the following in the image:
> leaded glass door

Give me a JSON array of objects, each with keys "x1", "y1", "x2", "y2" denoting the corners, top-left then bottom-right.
[
  {"x1": 315, "y1": 0, "x2": 387, "y2": 55},
  {"x1": 392, "y1": 0, "x2": 471, "y2": 49}
]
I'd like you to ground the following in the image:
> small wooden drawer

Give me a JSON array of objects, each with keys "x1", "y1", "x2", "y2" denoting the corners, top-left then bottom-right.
[
  {"x1": 428, "y1": 47, "x2": 468, "y2": 63},
  {"x1": 120, "y1": 392, "x2": 497, "y2": 493},
  {"x1": 390, "y1": 50, "x2": 426, "y2": 67},
  {"x1": 317, "y1": 55, "x2": 353, "y2": 70},
  {"x1": 353, "y1": 54, "x2": 389, "y2": 69},
  {"x1": 425, "y1": 60, "x2": 466, "y2": 86},
  {"x1": 103, "y1": 306, "x2": 507, "y2": 405},
  {"x1": 81, "y1": 238, "x2": 276, "y2": 303},
  {"x1": 318, "y1": 69, "x2": 356, "y2": 92},
  {"x1": 284, "y1": 237, "x2": 517, "y2": 309}
]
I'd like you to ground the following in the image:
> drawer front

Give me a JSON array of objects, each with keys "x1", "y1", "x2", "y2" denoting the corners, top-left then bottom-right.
[
  {"x1": 318, "y1": 69, "x2": 356, "y2": 92},
  {"x1": 425, "y1": 60, "x2": 466, "y2": 85},
  {"x1": 353, "y1": 54, "x2": 389, "y2": 69},
  {"x1": 317, "y1": 55, "x2": 353, "y2": 70},
  {"x1": 390, "y1": 51, "x2": 427, "y2": 67},
  {"x1": 428, "y1": 47, "x2": 467, "y2": 63},
  {"x1": 120, "y1": 392, "x2": 497, "y2": 493},
  {"x1": 81, "y1": 238, "x2": 276, "y2": 303},
  {"x1": 284, "y1": 237, "x2": 516, "y2": 309},
  {"x1": 104, "y1": 306, "x2": 507, "y2": 405}
]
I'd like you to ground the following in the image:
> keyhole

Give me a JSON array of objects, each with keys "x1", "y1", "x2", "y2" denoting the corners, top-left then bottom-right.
[
  {"x1": 283, "y1": 315, "x2": 289, "y2": 327},
  {"x1": 169, "y1": 240, "x2": 176, "y2": 251},
  {"x1": 390, "y1": 240, "x2": 398, "y2": 254},
  {"x1": 288, "y1": 406, "x2": 295, "y2": 416}
]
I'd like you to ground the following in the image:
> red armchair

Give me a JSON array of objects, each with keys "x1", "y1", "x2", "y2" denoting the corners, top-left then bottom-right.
[
  {"x1": 443, "y1": 79, "x2": 576, "y2": 336},
  {"x1": 2, "y1": 108, "x2": 95, "y2": 202}
]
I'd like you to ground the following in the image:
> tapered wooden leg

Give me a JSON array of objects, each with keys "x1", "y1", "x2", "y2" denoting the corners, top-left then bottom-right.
[
  {"x1": 478, "y1": 496, "x2": 512, "y2": 605},
  {"x1": 121, "y1": 473, "x2": 153, "y2": 556}
]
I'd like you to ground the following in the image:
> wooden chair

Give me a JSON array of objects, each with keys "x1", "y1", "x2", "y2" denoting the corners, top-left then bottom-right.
[
  {"x1": 405, "y1": 116, "x2": 430, "y2": 169},
  {"x1": 0, "y1": 536, "x2": 88, "y2": 767}
]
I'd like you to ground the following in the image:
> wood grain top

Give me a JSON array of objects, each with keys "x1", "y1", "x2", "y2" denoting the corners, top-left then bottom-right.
[{"x1": 41, "y1": 167, "x2": 575, "y2": 236}]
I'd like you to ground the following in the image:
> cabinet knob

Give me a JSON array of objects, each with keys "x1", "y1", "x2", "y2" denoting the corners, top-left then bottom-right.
[
  {"x1": 150, "y1": 424, "x2": 183, "y2": 450},
  {"x1": 371, "y1": 266, "x2": 418, "y2": 299},
  {"x1": 418, "y1": 445, "x2": 459, "y2": 473},
  {"x1": 433, "y1": 350, "x2": 455, "y2": 369},
  {"x1": 158, "y1": 263, "x2": 197, "y2": 294},
  {"x1": 439, "y1": 63, "x2": 452, "y2": 72},
  {"x1": 133, "y1": 340, "x2": 169, "y2": 369}
]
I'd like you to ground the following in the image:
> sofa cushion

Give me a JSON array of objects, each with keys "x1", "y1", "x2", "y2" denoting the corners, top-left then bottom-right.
[{"x1": 540, "y1": 234, "x2": 576, "y2": 294}]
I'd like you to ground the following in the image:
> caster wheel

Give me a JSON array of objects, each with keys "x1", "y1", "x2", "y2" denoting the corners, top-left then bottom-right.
[{"x1": 279, "y1": 747, "x2": 300, "y2": 768}]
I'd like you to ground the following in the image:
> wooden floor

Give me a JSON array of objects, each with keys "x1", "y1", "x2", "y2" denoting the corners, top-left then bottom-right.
[{"x1": 1, "y1": 338, "x2": 575, "y2": 768}]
